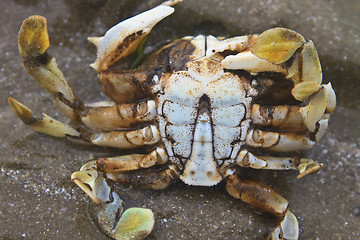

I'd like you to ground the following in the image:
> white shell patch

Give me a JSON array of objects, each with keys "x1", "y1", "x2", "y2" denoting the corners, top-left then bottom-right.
[
  {"x1": 165, "y1": 124, "x2": 194, "y2": 143},
  {"x1": 213, "y1": 125, "x2": 242, "y2": 159},
  {"x1": 207, "y1": 72, "x2": 247, "y2": 107},
  {"x1": 163, "y1": 72, "x2": 202, "y2": 106},
  {"x1": 162, "y1": 100, "x2": 197, "y2": 124},
  {"x1": 180, "y1": 110, "x2": 222, "y2": 186},
  {"x1": 211, "y1": 103, "x2": 246, "y2": 127}
]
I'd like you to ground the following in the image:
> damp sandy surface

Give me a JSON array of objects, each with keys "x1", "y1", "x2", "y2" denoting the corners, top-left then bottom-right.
[{"x1": 1, "y1": 0, "x2": 359, "y2": 239}]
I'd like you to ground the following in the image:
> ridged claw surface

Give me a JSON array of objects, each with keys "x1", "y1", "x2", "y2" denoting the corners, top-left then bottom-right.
[
  {"x1": 300, "y1": 87, "x2": 327, "y2": 132},
  {"x1": 268, "y1": 211, "x2": 299, "y2": 240},
  {"x1": 108, "y1": 208, "x2": 155, "y2": 240},
  {"x1": 18, "y1": 15, "x2": 49, "y2": 58},
  {"x1": 89, "y1": 3, "x2": 176, "y2": 72},
  {"x1": 17, "y1": 15, "x2": 83, "y2": 121},
  {"x1": 251, "y1": 28, "x2": 305, "y2": 64},
  {"x1": 72, "y1": 164, "x2": 155, "y2": 240},
  {"x1": 291, "y1": 81, "x2": 322, "y2": 101}
]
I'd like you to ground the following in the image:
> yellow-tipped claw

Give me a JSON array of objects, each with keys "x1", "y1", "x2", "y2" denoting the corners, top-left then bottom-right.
[
  {"x1": 287, "y1": 40, "x2": 323, "y2": 85},
  {"x1": 301, "y1": 41, "x2": 323, "y2": 84},
  {"x1": 73, "y1": 160, "x2": 155, "y2": 240},
  {"x1": 111, "y1": 208, "x2": 155, "y2": 240},
  {"x1": 8, "y1": 97, "x2": 80, "y2": 137},
  {"x1": 8, "y1": 97, "x2": 33, "y2": 124},
  {"x1": 251, "y1": 28, "x2": 305, "y2": 64},
  {"x1": 18, "y1": 15, "x2": 49, "y2": 58},
  {"x1": 291, "y1": 81, "x2": 322, "y2": 101},
  {"x1": 71, "y1": 169, "x2": 100, "y2": 204},
  {"x1": 300, "y1": 88, "x2": 327, "y2": 132},
  {"x1": 17, "y1": 15, "x2": 83, "y2": 121}
]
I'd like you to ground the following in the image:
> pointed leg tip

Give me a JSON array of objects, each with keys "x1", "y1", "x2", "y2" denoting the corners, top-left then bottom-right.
[
  {"x1": 9, "y1": 97, "x2": 80, "y2": 138},
  {"x1": 19, "y1": 15, "x2": 49, "y2": 58},
  {"x1": 8, "y1": 97, "x2": 34, "y2": 124},
  {"x1": 87, "y1": 36, "x2": 102, "y2": 47},
  {"x1": 162, "y1": 0, "x2": 183, "y2": 7},
  {"x1": 90, "y1": 62, "x2": 99, "y2": 71},
  {"x1": 297, "y1": 162, "x2": 323, "y2": 179}
]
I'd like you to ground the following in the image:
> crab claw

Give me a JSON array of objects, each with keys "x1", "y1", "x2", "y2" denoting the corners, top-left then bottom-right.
[
  {"x1": 267, "y1": 211, "x2": 299, "y2": 240},
  {"x1": 299, "y1": 87, "x2": 327, "y2": 132},
  {"x1": 324, "y1": 82, "x2": 336, "y2": 113},
  {"x1": 72, "y1": 164, "x2": 155, "y2": 240},
  {"x1": 251, "y1": 28, "x2": 305, "y2": 64},
  {"x1": 18, "y1": 15, "x2": 83, "y2": 121},
  {"x1": 101, "y1": 207, "x2": 155, "y2": 240},
  {"x1": 89, "y1": 1, "x2": 180, "y2": 72},
  {"x1": 291, "y1": 81, "x2": 322, "y2": 101},
  {"x1": 8, "y1": 97, "x2": 80, "y2": 137},
  {"x1": 287, "y1": 41, "x2": 322, "y2": 84},
  {"x1": 18, "y1": 15, "x2": 49, "y2": 58}
]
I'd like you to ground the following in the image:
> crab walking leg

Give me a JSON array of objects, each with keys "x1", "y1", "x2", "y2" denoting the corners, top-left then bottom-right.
[
  {"x1": 8, "y1": 98, "x2": 159, "y2": 149},
  {"x1": 9, "y1": 96, "x2": 159, "y2": 148},
  {"x1": 96, "y1": 147, "x2": 169, "y2": 171},
  {"x1": 107, "y1": 164, "x2": 181, "y2": 190},
  {"x1": 292, "y1": 84, "x2": 334, "y2": 133},
  {"x1": 245, "y1": 128, "x2": 316, "y2": 152},
  {"x1": 8, "y1": 96, "x2": 159, "y2": 147},
  {"x1": 73, "y1": 125, "x2": 161, "y2": 148},
  {"x1": 226, "y1": 175, "x2": 299, "y2": 240},
  {"x1": 18, "y1": 16, "x2": 84, "y2": 122},
  {"x1": 81, "y1": 100, "x2": 157, "y2": 130},
  {"x1": 88, "y1": 1, "x2": 181, "y2": 72},
  {"x1": 251, "y1": 84, "x2": 333, "y2": 135},
  {"x1": 236, "y1": 150, "x2": 322, "y2": 179},
  {"x1": 246, "y1": 113, "x2": 329, "y2": 152},
  {"x1": 251, "y1": 104, "x2": 306, "y2": 131},
  {"x1": 72, "y1": 147, "x2": 169, "y2": 203},
  {"x1": 251, "y1": 103, "x2": 330, "y2": 142}
]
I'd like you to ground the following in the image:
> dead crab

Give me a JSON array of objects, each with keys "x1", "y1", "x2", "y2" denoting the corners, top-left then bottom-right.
[{"x1": 9, "y1": 0, "x2": 336, "y2": 239}]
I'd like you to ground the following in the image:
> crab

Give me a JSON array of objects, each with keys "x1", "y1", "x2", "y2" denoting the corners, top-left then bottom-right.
[{"x1": 8, "y1": 0, "x2": 336, "y2": 239}]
